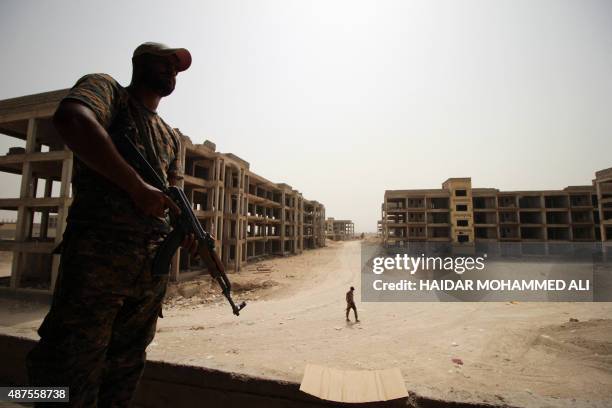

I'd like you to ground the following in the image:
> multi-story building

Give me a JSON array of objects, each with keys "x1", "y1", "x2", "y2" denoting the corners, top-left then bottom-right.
[
  {"x1": 382, "y1": 169, "x2": 612, "y2": 246},
  {"x1": 325, "y1": 217, "x2": 355, "y2": 241},
  {"x1": 0, "y1": 88, "x2": 326, "y2": 296}
]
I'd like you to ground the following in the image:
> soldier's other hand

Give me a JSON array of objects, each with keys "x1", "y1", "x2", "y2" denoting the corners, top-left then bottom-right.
[
  {"x1": 130, "y1": 182, "x2": 181, "y2": 218},
  {"x1": 181, "y1": 233, "x2": 199, "y2": 258}
]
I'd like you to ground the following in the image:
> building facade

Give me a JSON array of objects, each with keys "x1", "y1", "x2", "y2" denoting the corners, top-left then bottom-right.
[
  {"x1": 325, "y1": 217, "x2": 355, "y2": 241},
  {"x1": 382, "y1": 170, "x2": 612, "y2": 246}
]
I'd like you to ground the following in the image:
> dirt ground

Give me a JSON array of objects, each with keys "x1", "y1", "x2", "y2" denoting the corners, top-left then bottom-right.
[{"x1": 1, "y1": 239, "x2": 611, "y2": 407}]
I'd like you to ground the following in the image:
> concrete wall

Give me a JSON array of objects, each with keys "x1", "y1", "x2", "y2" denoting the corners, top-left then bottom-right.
[{"x1": 0, "y1": 334, "x2": 511, "y2": 408}]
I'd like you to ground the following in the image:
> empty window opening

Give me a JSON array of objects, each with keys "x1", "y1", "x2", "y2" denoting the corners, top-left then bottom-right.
[
  {"x1": 520, "y1": 212, "x2": 542, "y2": 224},
  {"x1": 519, "y1": 196, "x2": 541, "y2": 209}
]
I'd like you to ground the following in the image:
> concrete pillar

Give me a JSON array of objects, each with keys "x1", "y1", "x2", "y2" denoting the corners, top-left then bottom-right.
[
  {"x1": 280, "y1": 191, "x2": 286, "y2": 254},
  {"x1": 541, "y1": 194, "x2": 547, "y2": 242},
  {"x1": 11, "y1": 118, "x2": 38, "y2": 289},
  {"x1": 39, "y1": 178, "x2": 53, "y2": 239},
  {"x1": 595, "y1": 181, "x2": 603, "y2": 242}
]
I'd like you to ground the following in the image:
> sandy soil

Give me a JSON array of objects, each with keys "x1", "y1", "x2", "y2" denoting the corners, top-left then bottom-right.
[{"x1": 1, "y1": 239, "x2": 611, "y2": 407}]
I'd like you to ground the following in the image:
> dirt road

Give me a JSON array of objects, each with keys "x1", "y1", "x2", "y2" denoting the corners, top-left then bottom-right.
[
  {"x1": 152, "y1": 240, "x2": 612, "y2": 408},
  {"x1": 1, "y1": 240, "x2": 611, "y2": 407}
]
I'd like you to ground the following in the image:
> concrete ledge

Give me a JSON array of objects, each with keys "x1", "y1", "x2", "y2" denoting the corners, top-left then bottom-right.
[
  {"x1": 0, "y1": 288, "x2": 52, "y2": 304},
  {"x1": 0, "y1": 334, "x2": 513, "y2": 408}
]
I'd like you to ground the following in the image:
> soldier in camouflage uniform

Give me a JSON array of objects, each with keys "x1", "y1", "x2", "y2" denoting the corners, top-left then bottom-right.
[{"x1": 26, "y1": 42, "x2": 196, "y2": 407}]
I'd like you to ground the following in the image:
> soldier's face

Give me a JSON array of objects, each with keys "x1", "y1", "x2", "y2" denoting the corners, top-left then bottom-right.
[{"x1": 139, "y1": 55, "x2": 178, "y2": 97}]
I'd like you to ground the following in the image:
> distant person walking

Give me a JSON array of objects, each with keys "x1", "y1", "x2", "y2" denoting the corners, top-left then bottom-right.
[{"x1": 346, "y1": 286, "x2": 359, "y2": 322}]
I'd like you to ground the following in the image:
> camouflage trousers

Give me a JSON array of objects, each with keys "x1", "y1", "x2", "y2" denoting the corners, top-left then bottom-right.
[{"x1": 26, "y1": 226, "x2": 169, "y2": 408}]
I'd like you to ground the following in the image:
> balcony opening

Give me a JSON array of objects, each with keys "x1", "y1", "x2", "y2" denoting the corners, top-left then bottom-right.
[
  {"x1": 407, "y1": 198, "x2": 424, "y2": 208},
  {"x1": 498, "y1": 196, "x2": 516, "y2": 208},
  {"x1": 500, "y1": 226, "x2": 519, "y2": 239},
  {"x1": 475, "y1": 227, "x2": 497, "y2": 239},
  {"x1": 547, "y1": 227, "x2": 570, "y2": 241},
  {"x1": 544, "y1": 196, "x2": 569, "y2": 209},
  {"x1": 408, "y1": 212, "x2": 425, "y2": 222},
  {"x1": 519, "y1": 196, "x2": 541, "y2": 209},
  {"x1": 546, "y1": 211, "x2": 568, "y2": 224},
  {"x1": 192, "y1": 190, "x2": 208, "y2": 211},
  {"x1": 571, "y1": 210, "x2": 591, "y2": 223},
  {"x1": 428, "y1": 226, "x2": 450, "y2": 239},
  {"x1": 389, "y1": 227, "x2": 406, "y2": 237},
  {"x1": 569, "y1": 194, "x2": 590, "y2": 207},
  {"x1": 193, "y1": 164, "x2": 210, "y2": 180},
  {"x1": 474, "y1": 211, "x2": 496, "y2": 224},
  {"x1": 572, "y1": 226, "x2": 593, "y2": 240},
  {"x1": 408, "y1": 227, "x2": 425, "y2": 238},
  {"x1": 519, "y1": 211, "x2": 542, "y2": 224},
  {"x1": 26, "y1": 209, "x2": 59, "y2": 241},
  {"x1": 388, "y1": 198, "x2": 405, "y2": 209},
  {"x1": 473, "y1": 197, "x2": 496, "y2": 209},
  {"x1": 429, "y1": 198, "x2": 448, "y2": 209},
  {"x1": 428, "y1": 213, "x2": 449, "y2": 224},
  {"x1": 520, "y1": 227, "x2": 544, "y2": 240},
  {"x1": 499, "y1": 211, "x2": 518, "y2": 223}
]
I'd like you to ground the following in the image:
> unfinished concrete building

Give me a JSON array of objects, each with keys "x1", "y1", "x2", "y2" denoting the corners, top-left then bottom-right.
[
  {"x1": 382, "y1": 169, "x2": 612, "y2": 246},
  {"x1": 0, "y1": 89, "x2": 326, "y2": 296},
  {"x1": 177, "y1": 136, "x2": 326, "y2": 280},
  {"x1": 325, "y1": 217, "x2": 355, "y2": 241}
]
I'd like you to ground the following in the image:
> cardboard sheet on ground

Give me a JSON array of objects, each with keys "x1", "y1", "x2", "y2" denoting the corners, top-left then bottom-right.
[{"x1": 299, "y1": 364, "x2": 408, "y2": 403}]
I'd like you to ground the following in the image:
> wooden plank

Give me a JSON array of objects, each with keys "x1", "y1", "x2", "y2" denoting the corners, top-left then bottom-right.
[{"x1": 299, "y1": 364, "x2": 407, "y2": 403}]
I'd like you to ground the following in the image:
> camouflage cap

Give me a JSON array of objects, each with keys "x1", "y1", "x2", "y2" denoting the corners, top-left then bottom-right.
[{"x1": 133, "y1": 42, "x2": 192, "y2": 72}]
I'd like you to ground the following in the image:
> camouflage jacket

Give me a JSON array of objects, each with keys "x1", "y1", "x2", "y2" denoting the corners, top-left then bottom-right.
[{"x1": 63, "y1": 73, "x2": 182, "y2": 234}]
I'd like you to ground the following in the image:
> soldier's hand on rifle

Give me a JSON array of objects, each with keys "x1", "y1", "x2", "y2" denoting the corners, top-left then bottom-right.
[{"x1": 130, "y1": 181, "x2": 180, "y2": 218}]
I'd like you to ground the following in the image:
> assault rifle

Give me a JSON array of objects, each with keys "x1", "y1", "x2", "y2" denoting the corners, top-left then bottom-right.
[{"x1": 114, "y1": 136, "x2": 246, "y2": 316}]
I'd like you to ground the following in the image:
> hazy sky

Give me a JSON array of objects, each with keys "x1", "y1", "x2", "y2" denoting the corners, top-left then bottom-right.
[{"x1": 1, "y1": 0, "x2": 611, "y2": 231}]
